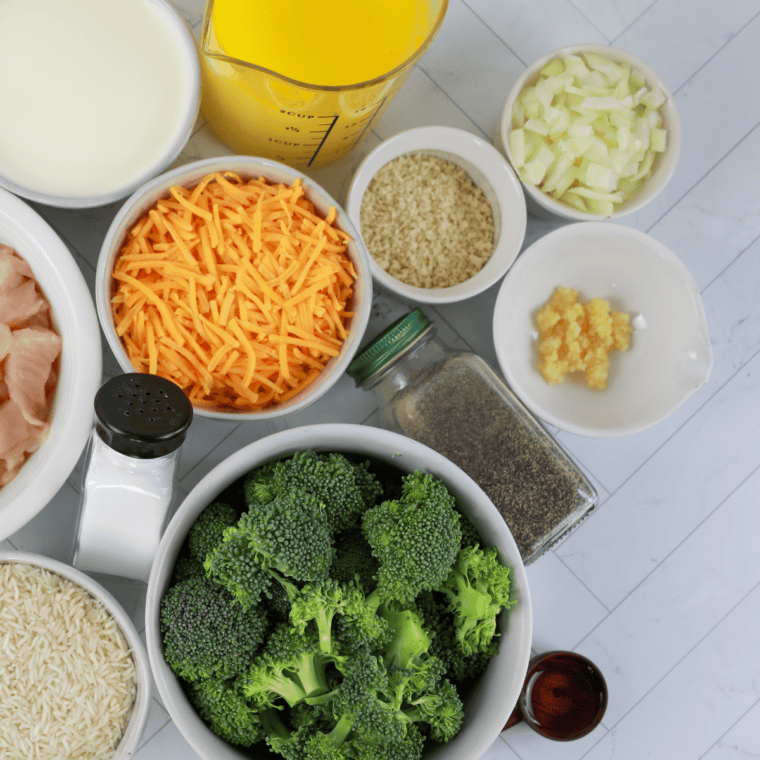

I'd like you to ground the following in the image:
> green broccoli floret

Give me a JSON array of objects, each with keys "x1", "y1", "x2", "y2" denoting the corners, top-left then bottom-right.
[
  {"x1": 204, "y1": 525, "x2": 273, "y2": 610},
  {"x1": 349, "y1": 459, "x2": 385, "y2": 515},
  {"x1": 186, "y1": 677, "x2": 263, "y2": 746},
  {"x1": 415, "y1": 590, "x2": 494, "y2": 684},
  {"x1": 245, "y1": 450, "x2": 382, "y2": 532},
  {"x1": 437, "y1": 544, "x2": 513, "y2": 656},
  {"x1": 380, "y1": 602, "x2": 447, "y2": 702},
  {"x1": 400, "y1": 678, "x2": 464, "y2": 744},
  {"x1": 284, "y1": 576, "x2": 389, "y2": 657},
  {"x1": 160, "y1": 577, "x2": 268, "y2": 682},
  {"x1": 260, "y1": 708, "x2": 316, "y2": 760},
  {"x1": 171, "y1": 553, "x2": 205, "y2": 584},
  {"x1": 264, "y1": 577, "x2": 294, "y2": 622},
  {"x1": 188, "y1": 502, "x2": 238, "y2": 562},
  {"x1": 284, "y1": 576, "x2": 352, "y2": 656},
  {"x1": 243, "y1": 460, "x2": 278, "y2": 506},
  {"x1": 362, "y1": 471, "x2": 462, "y2": 604},
  {"x1": 239, "y1": 489, "x2": 335, "y2": 582},
  {"x1": 330, "y1": 528, "x2": 378, "y2": 592},
  {"x1": 304, "y1": 652, "x2": 412, "y2": 759},
  {"x1": 241, "y1": 622, "x2": 335, "y2": 709},
  {"x1": 458, "y1": 511, "x2": 482, "y2": 550}
]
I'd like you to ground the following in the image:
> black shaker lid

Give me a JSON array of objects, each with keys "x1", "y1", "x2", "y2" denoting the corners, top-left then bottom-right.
[{"x1": 94, "y1": 374, "x2": 193, "y2": 458}]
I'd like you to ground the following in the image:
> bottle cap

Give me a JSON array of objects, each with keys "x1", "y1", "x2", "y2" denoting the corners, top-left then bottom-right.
[
  {"x1": 347, "y1": 308, "x2": 434, "y2": 385},
  {"x1": 94, "y1": 374, "x2": 193, "y2": 458}
]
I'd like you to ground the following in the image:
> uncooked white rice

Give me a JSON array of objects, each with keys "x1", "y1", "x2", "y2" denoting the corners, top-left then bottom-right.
[{"x1": 0, "y1": 562, "x2": 137, "y2": 760}]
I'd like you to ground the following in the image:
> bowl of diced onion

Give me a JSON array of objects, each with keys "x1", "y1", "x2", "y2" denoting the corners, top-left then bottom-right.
[{"x1": 496, "y1": 44, "x2": 681, "y2": 221}]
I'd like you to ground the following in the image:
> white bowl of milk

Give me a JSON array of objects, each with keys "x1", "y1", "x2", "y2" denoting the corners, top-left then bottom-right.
[{"x1": 0, "y1": 0, "x2": 200, "y2": 208}]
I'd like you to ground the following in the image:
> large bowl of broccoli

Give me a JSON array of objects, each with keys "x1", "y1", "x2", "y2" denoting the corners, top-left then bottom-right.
[{"x1": 145, "y1": 423, "x2": 532, "y2": 760}]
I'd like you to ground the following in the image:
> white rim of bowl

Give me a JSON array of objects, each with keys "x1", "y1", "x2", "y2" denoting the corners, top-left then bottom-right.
[
  {"x1": 96, "y1": 156, "x2": 373, "y2": 421},
  {"x1": 0, "y1": 187, "x2": 102, "y2": 538},
  {"x1": 492, "y1": 221, "x2": 712, "y2": 437},
  {"x1": 0, "y1": 0, "x2": 201, "y2": 209},
  {"x1": 346, "y1": 125, "x2": 527, "y2": 304},
  {"x1": 499, "y1": 43, "x2": 682, "y2": 221},
  {"x1": 0, "y1": 551, "x2": 152, "y2": 759},
  {"x1": 146, "y1": 423, "x2": 533, "y2": 760}
]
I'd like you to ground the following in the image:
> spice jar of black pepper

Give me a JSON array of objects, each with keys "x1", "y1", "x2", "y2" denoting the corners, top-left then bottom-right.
[{"x1": 347, "y1": 308, "x2": 598, "y2": 564}]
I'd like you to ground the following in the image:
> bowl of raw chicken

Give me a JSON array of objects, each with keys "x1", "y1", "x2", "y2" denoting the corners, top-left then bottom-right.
[{"x1": 0, "y1": 186, "x2": 102, "y2": 540}]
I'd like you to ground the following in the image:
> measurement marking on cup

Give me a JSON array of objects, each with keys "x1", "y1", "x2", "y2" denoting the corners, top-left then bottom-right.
[
  {"x1": 354, "y1": 97, "x2": 388, "y2": 144},
  {"x1": 307, "y1": 115, "x2": 340, "y2": 167}
]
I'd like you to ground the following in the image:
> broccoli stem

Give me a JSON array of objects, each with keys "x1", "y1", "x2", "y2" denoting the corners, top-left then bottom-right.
[
  {"x1": 265, "y1": 670, "x2": 310, "y2": 708},
  {"x1": 295, "y1": 651, "x2": 331, "y2": 699},
  {"x1": 313, "y1": 607, "x2": 337, "y2": 655},
  {"x1": 259, "y1": 708, "x2": 290, "y2": 740},
  {"x1": 324, "y1": 714, "x2": 355, "y2": 746},
  {"x1": 381, "y1": 605, "x2": 430, "y2": 671}
]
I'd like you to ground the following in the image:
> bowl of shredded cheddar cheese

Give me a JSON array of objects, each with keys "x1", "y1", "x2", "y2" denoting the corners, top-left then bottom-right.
[
  {"x1": 492, "y1": 222, "x2": 712, "y2": 437},
  {"x1": 96, "y1": 156, "x2": 373, "y2": 421}
]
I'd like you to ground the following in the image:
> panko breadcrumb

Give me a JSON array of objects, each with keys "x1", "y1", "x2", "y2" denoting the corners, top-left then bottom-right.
[
  {"x1": 535, "y1": 286, "x2": 632, "y2": 389},
  {"x1": 359, "y1": 153, "x2": 495, "y2": 288}
]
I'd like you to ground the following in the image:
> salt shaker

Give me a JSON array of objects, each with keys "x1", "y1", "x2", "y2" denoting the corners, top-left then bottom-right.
[
  {"x1": 73, "y1": 373, "x2": 192, "y2": 582},
  {"x1": 346, "y1": 308, "x2": 598, "y2": 564}
]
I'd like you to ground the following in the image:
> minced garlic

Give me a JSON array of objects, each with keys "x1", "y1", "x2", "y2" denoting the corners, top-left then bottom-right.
[{"x1": 535, "y1": 286, "x2": 632, "y2": 389}]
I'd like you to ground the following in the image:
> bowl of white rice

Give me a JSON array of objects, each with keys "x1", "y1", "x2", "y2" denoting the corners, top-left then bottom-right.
[
  {"x1": 0, "y1": 551, "x2": 151, "y2": 760},
  {"x1": 345, "y1": 125, "x2": 527, "y2": 304}
]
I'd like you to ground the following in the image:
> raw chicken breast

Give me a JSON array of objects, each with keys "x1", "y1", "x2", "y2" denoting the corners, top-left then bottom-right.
[{"x1": 0, "y1": 245, "x2": 62, "y2": 489}]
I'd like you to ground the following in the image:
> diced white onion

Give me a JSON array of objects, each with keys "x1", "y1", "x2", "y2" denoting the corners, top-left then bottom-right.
[
  {"x1": 522, "y1": 160, "x2": 547, "y2": 185},
  {"x1": 650, "y1": 128, "x2": 667, "y2": 152},
  {"x1": 509, "y1": 128, "x2": 527, "y2": 167},
  {"x1": 508, "y1": 50, "x2": 668, "y2": 214},
  {"x1": 524, "y1": 117, "x2": 549, "y2": 136}
]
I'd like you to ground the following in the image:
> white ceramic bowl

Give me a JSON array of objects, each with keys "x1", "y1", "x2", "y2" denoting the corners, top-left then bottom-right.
[
  {"x1": 492, "y1": 222, "x2": 712, "y2": 437},
  {"x1": 346, "y1": 125, "x2": 527, "y2": 304},
  {"x1": 145, "y1": 423, "x2": 533, "y2": 760},
  {"x1": 0, "y1": 551, "x2": 151, "y2": 759},
  {"x1": 0, "y1": 0, "x2": 200, "y2": 209},
  {"x1": 97, "y1": 156, "x2": 373, "y2": 422},
  {"x1": 496, "y1": 43, "x2": 682, "y2": 222},
  {"x1": 0, "y1": 187, "x2": 102, "y2": 541}
]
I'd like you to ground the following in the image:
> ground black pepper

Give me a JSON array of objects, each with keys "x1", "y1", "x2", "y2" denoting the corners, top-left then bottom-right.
[{"x1": 390, "y1": 355, "x2": 595, "y2": 561}]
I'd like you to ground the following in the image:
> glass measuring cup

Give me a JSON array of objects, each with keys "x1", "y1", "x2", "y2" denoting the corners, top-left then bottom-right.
[{"x1": 199, "y1": 0, "x2": 448, "y2": 169}]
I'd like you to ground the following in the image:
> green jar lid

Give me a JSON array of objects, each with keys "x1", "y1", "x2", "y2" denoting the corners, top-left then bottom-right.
[{"x1": 347, "y1": 308, "x2": 433, "y2": 385}]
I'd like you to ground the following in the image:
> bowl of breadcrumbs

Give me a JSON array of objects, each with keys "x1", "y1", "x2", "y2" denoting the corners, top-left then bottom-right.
[{"x1": 346, "y1": 126, "x2": 527, "y2": 304}]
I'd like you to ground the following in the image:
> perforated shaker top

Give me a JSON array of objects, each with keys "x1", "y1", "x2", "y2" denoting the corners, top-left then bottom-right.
[{"x1": 94, "y1": 374, "x2": 193, "y2": 458}]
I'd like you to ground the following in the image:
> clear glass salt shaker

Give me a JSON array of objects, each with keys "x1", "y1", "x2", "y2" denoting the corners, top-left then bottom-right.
[
  {"x1": 73, "y1": 373, "x2": 193, "y2": 582},
  {"x1": 346, "y1": 308, "x2": 598, "y2": 564}
]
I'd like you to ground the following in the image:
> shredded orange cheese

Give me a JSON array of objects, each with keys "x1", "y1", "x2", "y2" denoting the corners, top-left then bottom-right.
[{"x1": 111, "y1": 172, "x2": 357, "y2": 411}]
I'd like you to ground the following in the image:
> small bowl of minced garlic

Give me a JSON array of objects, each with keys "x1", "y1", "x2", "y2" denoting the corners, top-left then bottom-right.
[
  {"x1": 492, "y1": 221, "x2": 712, "y2": 437},
  {"x1": 346, "y1": 125, "x2": 527, "y2": 304}
]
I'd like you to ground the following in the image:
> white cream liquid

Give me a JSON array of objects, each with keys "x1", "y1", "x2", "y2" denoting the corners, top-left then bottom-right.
[{"x1": 0, "y1": 0, "x2": 194, "y2": 199}]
